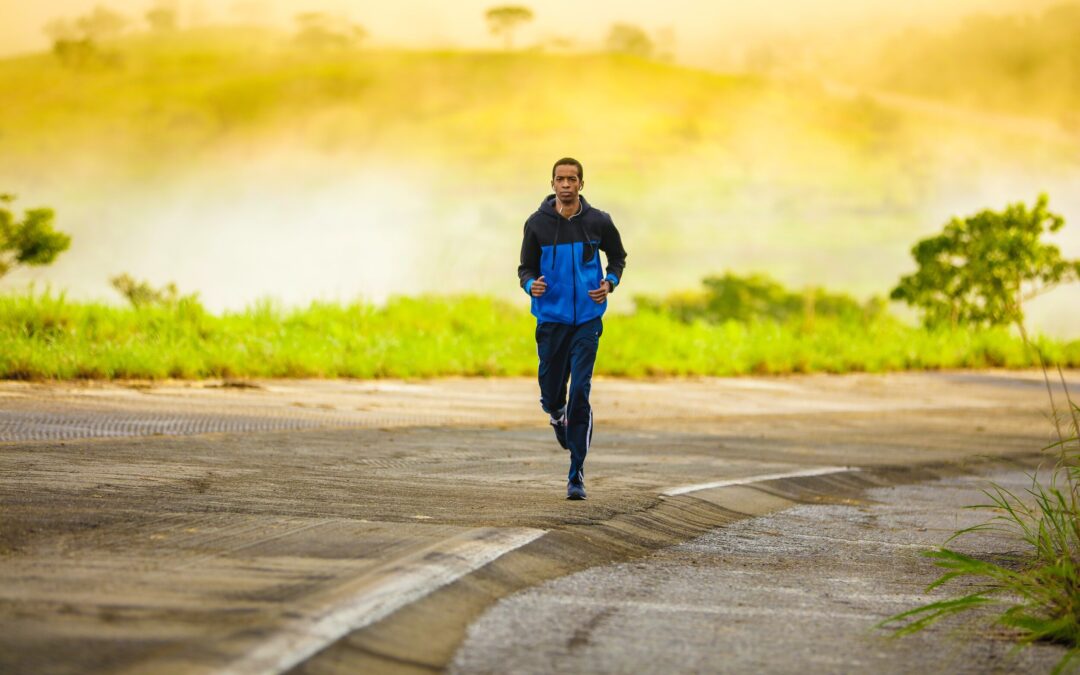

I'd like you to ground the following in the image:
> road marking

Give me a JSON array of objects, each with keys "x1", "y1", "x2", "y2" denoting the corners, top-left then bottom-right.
[
  {"x1": 540, "y1": 593, "x2": 871, "y2": 621},
  {"x1": 662, "y1": 466, "x2": 858, "y2": 496},
  {"x1": 221, "y1": 527, "x2": 545, "y2": 675}
]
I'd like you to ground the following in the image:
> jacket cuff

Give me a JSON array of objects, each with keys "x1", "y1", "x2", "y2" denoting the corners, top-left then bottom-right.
[
  {"x1": 524, "y1": 279, "x2": 535, "y2": 296},
  {"x1": 605, "y1": 274, "x2": 619, "y2": 291}
]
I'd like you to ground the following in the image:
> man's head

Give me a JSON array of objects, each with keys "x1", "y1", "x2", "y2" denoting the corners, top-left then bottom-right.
[{"x1": 551, "y1": 157, "x2": 584, "y2": 206}]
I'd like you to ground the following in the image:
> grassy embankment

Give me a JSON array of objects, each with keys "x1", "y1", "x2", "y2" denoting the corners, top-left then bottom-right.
[{"x1": 3, "y1": 291, "x2": 1078, "y2": 380}]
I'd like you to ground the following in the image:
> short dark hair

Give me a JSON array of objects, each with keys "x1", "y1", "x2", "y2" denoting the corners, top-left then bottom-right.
[{"x1": 552, "y1": 157, "x2": 584, "y2": 181}]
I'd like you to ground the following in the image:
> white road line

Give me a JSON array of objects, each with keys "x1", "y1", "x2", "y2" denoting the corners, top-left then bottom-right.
[
  {"x1": 538, "y1": 593, "x2": 871, "y2": 621},
  {"x1": 221, "y1": 527, "x2": 546, "y2": 675},
  {"x1": 662, "y1": 466, "x2": 858, "y2": 496}
]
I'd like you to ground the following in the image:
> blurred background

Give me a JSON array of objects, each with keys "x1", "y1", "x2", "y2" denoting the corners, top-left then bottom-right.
[{"x1": 2, "y1": 0, "x2": 1079, "y2": 334}]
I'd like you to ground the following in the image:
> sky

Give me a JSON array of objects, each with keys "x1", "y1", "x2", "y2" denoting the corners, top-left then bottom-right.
[{"x1": 0, "y1": 0, "x2": 1057, "y2": 66}]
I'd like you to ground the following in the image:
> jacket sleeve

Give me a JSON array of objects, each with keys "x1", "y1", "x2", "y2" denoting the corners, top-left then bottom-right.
[
  {"x1": 518, "y1": 220, "x2": 541, "y2": 292},
  {"x1": 600, "y1": 215, "x2": 627, "y2": 290}
]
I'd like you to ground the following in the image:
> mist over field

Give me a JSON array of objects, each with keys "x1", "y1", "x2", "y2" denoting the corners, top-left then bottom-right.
[{"x1": 2, "y1": 1, "x2": 1079, "y2": 335}]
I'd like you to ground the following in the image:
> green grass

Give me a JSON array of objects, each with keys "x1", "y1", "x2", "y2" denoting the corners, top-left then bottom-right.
[{"x1": 3, "y1": 291, "x2": 1079, "y2": 380}]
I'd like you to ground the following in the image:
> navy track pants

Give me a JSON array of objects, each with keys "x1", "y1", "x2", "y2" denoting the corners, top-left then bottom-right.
[{"x1": 535, "y1": 316, "x2": 603, "y2": 484}]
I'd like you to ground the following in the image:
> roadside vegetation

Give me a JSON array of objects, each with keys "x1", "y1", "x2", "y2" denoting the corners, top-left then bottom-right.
[
  {"x1": 2, "y1": 194, "x2": 1078, "y2": 381},
  {"x1": 881, "y1": 196, "x2": 1080, "y2": 671},
  {"x1": 1, "y1": 283, "x2": 1077, "y2": 381},
  {"x1": 882, "y1": 375, "x2": 1080, "y2": 673}
]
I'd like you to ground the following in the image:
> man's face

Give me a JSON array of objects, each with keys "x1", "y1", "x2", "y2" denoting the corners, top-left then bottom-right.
[{"x1": 551, "y1": 164, "x2": 583, "y2": 204}]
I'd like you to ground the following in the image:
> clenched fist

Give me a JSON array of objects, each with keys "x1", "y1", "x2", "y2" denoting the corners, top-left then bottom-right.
[{"x1": 588, "y1": 280, "x2": 612, "y2": 304}]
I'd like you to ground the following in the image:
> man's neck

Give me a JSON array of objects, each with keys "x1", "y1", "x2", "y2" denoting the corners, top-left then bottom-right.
[{"x1": 557, "y1": 198, "x2": 581, "y2": 219}]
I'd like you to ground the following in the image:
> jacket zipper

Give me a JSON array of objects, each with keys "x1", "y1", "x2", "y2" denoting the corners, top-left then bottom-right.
[
  {"x1": 567, "y1": 213, "x2": 577, "y2": 325},
  {"x1": 553, "y1": 204, "x2": 582, "y2": 325}
]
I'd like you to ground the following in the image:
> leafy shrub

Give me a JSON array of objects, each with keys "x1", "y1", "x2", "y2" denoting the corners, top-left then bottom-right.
[
  {"x1": 0, "y1": 194, "x2": 71, "y2": 279},
  {"x1": 634, "y1": 272, "x2": 882, "y2": 325}
]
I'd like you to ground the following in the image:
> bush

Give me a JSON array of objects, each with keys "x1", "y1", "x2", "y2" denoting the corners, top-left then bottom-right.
[
  {"x1": 633, "y1": 272, "x2": 882, "y2": 325},
  {"x1": 0, "y1": 194, "x2": 71, "y2": 279}
]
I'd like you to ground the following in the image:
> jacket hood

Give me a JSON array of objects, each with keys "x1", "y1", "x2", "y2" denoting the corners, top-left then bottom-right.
[{"x1": 538, "y1": 194, "x2": 593, "y2": 219}]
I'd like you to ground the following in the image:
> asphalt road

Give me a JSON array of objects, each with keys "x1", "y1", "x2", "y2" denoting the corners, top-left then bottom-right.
[
  {"x1": 451, "y1": 467, "x2": 1066, "y2": 674},
  {"x1": 0, "y1": 372, "x2": 1074, "y2": 674}
]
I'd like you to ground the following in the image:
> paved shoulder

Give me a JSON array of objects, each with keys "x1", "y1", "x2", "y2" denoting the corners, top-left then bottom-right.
[{"x1": 451, "y1": 468, "x2": 1066, "y2": 674}]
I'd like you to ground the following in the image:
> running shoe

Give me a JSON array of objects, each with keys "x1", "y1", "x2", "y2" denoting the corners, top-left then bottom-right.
[
  {"x1": 566, "y1": 480, "x2": 587, "y2": 500},
  {"x1": 549, "y1": 412, "x2": 568, "y2": 450}
]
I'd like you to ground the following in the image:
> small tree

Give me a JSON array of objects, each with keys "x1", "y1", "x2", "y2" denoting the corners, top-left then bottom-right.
[
  {"x1": 890, "y1": 194, "x2": 1080, "y2": 329},
  {"x1": 110, "y1": 274, "x2": 182, "y2": 307},
  {"x1": 43, "y1": 18, "x2": 78, "y2": 43},
  {"x1": 606, "y1": 23, "x2": 653, "y2": 59},
  {"x1": 146, "y1": 3, "x2": 178, "y2": 33},
  {"x1": 294, "y1": 12, "x2": 367, "y2": 49},
  {"x1": 0, "y1": 194, "x2": 72, "y2": 279},
  {"x1": 75, "y1": 5, "x2": 129, "y2": 41},
  {"x1": 654, "y1": 26, "x2": 676, "y2": 63},
  {"x1": 43, "y1": 19, "x2": 97, "y2": 68},
  {"x1": 43, "y1": 5, "x2": 128, "y2": 69},
  {"x1": 485, "y1": 6, "x2": 533, "y2": 50}
]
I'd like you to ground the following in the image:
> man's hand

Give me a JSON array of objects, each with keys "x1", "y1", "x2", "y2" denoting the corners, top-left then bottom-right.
[
  {"x1": 588, "y1": 280, "x2": 612, "y2": 304},
  {"x1": 530, "y1": 276, "x2": 548, "y2": 297}
]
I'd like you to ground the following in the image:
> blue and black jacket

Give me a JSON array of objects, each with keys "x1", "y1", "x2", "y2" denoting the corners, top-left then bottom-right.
[{"x1": 518, "y1": 194, "x2": 627, "y2": 325}]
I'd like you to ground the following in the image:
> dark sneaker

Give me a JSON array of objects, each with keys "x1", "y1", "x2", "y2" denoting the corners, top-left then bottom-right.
[
  {"x1": 549, "y1": 413, "x2": 568, "y2": 450},
  {"x1": 567, "y1": 481, "x2": 587, "y2": 500}
]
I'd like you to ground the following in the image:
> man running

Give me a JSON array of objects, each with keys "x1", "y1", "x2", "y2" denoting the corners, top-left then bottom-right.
[{"x1": 517, "y1": 157, "x2": 628, "y2": 500}]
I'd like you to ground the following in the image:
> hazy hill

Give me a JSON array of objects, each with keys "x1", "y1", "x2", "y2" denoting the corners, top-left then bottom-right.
[
  {"x1": 3, "y1": 28, "x2": 906, "y2": 182},
  {"x1": 864, "y1": 2, "x2": 1080, "y2": 129},
  {"x1": 1, "y1": 27, "x2": 1078, "y2": 334}
]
